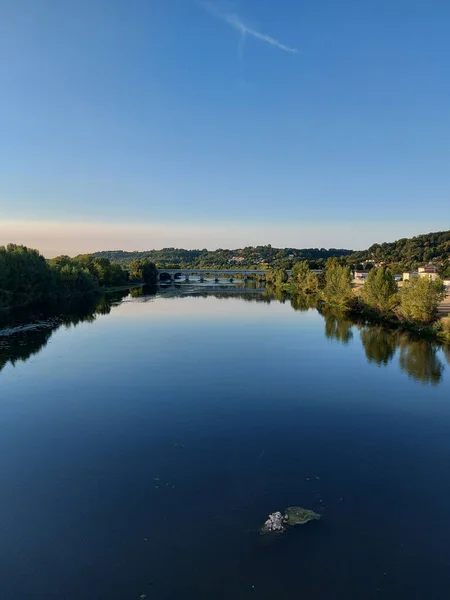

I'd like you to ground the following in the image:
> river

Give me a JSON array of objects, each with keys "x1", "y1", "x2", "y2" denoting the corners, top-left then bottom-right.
[{"x1": 1, "y1": 287, "x2": 450, "y2": 599}]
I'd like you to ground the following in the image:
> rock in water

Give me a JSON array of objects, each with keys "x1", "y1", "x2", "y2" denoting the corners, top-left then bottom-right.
[
  {"x1": 261, "y1": 511, "x2": 286, "y2": 534},
  {"x1": 284, "y1": 506, "x2": 321, "y2": 526}
]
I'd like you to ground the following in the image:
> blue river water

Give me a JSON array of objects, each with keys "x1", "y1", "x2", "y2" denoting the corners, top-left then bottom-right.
[{"x1": 1, "y1": 288, "x2": 450, "y2": 599}]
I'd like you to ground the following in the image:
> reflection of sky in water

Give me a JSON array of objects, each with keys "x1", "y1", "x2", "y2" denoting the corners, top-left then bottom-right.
[{"x1": 0, "y1": 291, "x2": 450, "y2": 599}]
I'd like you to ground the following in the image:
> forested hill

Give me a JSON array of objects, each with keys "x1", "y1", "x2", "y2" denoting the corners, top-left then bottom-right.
[
  {"x1": 347, "y1": 230, "x2": 450, "y2": 266},
  {"x1": 92, "y1": 246, "x2": 353, "y2": 269}
]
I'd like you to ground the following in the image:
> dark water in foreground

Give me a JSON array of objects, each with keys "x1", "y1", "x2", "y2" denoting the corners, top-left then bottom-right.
[{"x1": 1, "y1": 289, "x2": 450, "y2": 600}]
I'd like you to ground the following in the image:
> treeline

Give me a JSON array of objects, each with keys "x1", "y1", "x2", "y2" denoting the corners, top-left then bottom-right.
[
  {"x1": 93, "y1": 245, "x2": 353, "y2": 270},
  {"x1": 347, "y1": 229, "x2": 450, "y2": 272},
  {"x1": 266, "y1": 259, "x2": 450, "y2": 342},
  {"x1": 0, "y1": 245, "x2": 157, "y2": 310},
  {"x1": 92, "y1": 229, "x2": 450, "y2": 274}
]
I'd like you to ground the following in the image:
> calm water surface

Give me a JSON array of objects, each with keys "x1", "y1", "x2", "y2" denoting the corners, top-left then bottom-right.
[{"x1": 1, "y1": 289, "x2": 450, "y2": 599}]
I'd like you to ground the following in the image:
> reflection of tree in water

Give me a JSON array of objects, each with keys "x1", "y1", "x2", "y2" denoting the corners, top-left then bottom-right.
[
  {"x1": 398, "y1": 336, "x2": 443, "y2": 385},
  {"x1": 130, "y1": 285, "x2": 158, "y2": 299},
  {"x1": 360, "y1": 327, "x2": 398, "y2": 366},
  {"x1": 0, "y1": 326, "x2": 55, "y2": 373},
  {"x1": 321, "y1": 310, "x2": 354, "y2": 345},
  {"x1": 290, "y1": 293, "x2": 318, "y2": 312},
  {"x1": 443, "y1": 346, "x2": 450, "y2": 367},
  {"x1": 0, "y1": 291, "x2": 128, "y2": 373},
  {"x1": 181, "y1": 291, "x2": 274, "y2": 304}
]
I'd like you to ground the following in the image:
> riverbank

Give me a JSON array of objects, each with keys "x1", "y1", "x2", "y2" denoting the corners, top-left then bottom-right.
[{"x1": 278, "y1": 283, "x2": 450, "y2": 346}]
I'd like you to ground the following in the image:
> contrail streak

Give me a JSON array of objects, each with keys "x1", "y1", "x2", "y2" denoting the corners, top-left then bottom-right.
[{"x1": 200, "y1": 2, "x2": 298, "y2": 54}]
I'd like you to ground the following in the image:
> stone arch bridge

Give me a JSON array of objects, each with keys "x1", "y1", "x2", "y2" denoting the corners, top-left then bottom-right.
[
  {"x1": 156, "y1": 268, "x2": 322, "y2": 282},
  {"x1": 157, "y1": 269, "x2": 273, "y2": 282}
]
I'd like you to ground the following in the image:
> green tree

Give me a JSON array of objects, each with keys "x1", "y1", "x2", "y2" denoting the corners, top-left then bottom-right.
[
  {"x1": 275, "y1": 268, "x2": 288, "y2": 287},
  {"x1": 0, "y1": 244, "x2": 56, "y2": 308},
  {"x1": 361, "y1": 267, "x2": 398, "y2": 314},
  {"x1": 399, "y1": 277, "x2": 446, "y2": 324},
  {"x1": 322, "y1": 258, "x2": 354, "y2": 308},
  {"x1": 130, "y1": 258, "x2": 158, "y2": 284},
  {"x1": 291, "y1": 261, "x2": 319, "y2": 293},
  {"x1": 56, "y1": 264, "x2": 98, "y2": 296}
]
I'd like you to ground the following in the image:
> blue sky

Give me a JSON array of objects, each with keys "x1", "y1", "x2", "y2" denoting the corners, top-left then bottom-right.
[{"x1": 1, "y1": 0, "x2": 449, "y2": 255}]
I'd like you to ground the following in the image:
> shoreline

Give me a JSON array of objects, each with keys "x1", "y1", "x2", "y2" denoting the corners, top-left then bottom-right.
[{"x1": 282, "y1": 284, "x2": 450, "y2": 346}]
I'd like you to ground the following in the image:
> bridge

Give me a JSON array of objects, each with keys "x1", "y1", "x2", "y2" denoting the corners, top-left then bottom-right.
[
  {"x1": 157, "y1": 268, "x2": 323, "y2": 282},
  {"x1": 157, "y1": 269, "x2": 268, "y2": 282}
]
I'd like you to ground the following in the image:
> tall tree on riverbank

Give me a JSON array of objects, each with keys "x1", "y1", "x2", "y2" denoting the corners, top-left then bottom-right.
[
  {"x1": 0, "y1": 244, "x2": 55, "y2": 308},
  {"x1": 399, "y1": 277, "x2": 446, "y2": 324},
  {"x1": 291, "y1": 261, "x2": 319, "y2": 293},
  {"x1": 322, "y1": 259, "x2": 354, "y2": 308},
  {"x1": 361, "y1": 267, "x2": 398, "y2": 314},
  {"x1": 129, "y1": 258, "x2": 158, "y2": 284}
]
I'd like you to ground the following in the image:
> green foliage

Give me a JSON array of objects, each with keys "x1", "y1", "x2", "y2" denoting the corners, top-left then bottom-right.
[
  {"x1": 361, "y1": 267, "x2": 398, "y2": 314},
  {"x1": 72, "y1": 255, "x2": 128, "y2": 286},
  {"x1": 439, "y1": 259, "x2": 450, "y2": 279},
  {"x1": 93, "y1": 245, "x2": 353, "y2": 270},
  {"x1": 0, "y1": 244, "x2": 56, "y2": 308},
  {"x1": 322, "y1": 258, "x2": 354, "y2": 308},
  {"x1": 275, "y1": 268, "x2": 288, "y2": 287},
  {"x1": 347, "y1": 229, "x2": 450, "y2": 268},
  {"x1": 291, "y1": 261, "x2": 319, "y2": 293},
  {"x1": 129, "y1": 258, "x2": 158, "y2": 284},
  {"x1": 0, "y1": 244, "x2": 130, "y2": 309},
  {"x1": 399, "y1": 277, "x2": 446, "y2": 324},
  {"x1": 57, "y1": 264, "x2": 99, "y2": 295}
]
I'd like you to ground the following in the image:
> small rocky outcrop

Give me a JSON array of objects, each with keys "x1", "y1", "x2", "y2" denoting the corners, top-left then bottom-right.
[
  {"x1": 261, "y1": 511, "x2": 286, "y2": 534},
  {"x1": 260, "y1": 506, "x2": 321, "y2": 535}
]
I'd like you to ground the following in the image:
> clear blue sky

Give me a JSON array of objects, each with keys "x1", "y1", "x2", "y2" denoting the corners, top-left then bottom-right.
[{"x1": 1, "y1": 0, "x2": 449, "y2": 255}]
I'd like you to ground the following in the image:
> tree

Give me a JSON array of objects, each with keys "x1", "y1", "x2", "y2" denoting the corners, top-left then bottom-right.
[
  {"x1": 291, "y1": 261, "x2": 319, "y2": 293},
  {"x1": 399, "y1": 277, "x2": 446, "y2": 324},
  {"x1": 0, "y1": 244, "x2": 55, "y2": 308},
  {"x1": 361, "y1": 267, "x2": 398, "y2": 314},
  {"x1": 322, "y1": 258, "x2": 354, "y2": 308},
  {"x1": 439, "y1": 259, "x2": 450, "y2": 279},
  {"x1": 56, "y1": 264, "x2": 98, "y2": 296},
  {"x1": 129, "y1": 258, "x2": 158, "y2": 284},
  {"x1": 275, "y1": 268, "x2": 288, "y2": 287}
]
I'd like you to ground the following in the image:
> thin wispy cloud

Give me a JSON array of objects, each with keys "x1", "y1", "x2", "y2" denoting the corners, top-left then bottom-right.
[{"x1": 200, "y1": 2, "x2": 298, "y2": 54}]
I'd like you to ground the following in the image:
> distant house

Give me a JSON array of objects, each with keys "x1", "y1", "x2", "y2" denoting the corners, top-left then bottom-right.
[
  {"x1": 229, "y1": 257, "x2": 245, "y2": 263},
  {"x1": 403, "y1": 271, "x2": 419, "y2": 281},
  {"x1": 353, "y1": 270, "x2": 369, "y2": 280},
  {"x1": 418, "y1": 264, "x2": 439, "y2": 281}
]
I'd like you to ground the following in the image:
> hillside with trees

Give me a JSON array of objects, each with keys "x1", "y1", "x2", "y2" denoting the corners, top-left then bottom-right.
[
  {"x1": 93, "y1": 230, "x2": 450, "y2": 274},
  {"x1": 93, "y1": 246, "x2": 353, "y2": 270},
  {"x1": 347, "y1": 230, "x2": 450, "y2": 273}
]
